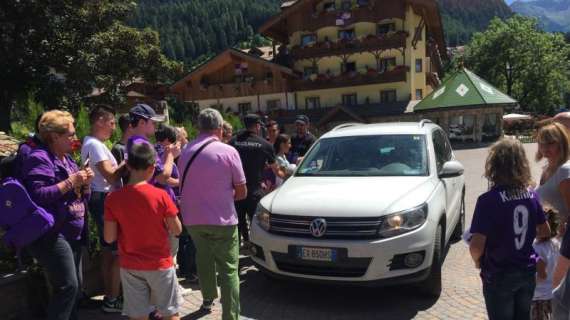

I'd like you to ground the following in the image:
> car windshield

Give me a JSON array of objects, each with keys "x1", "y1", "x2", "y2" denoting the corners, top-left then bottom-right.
[{"x1": 296, "y1": 134, "x2": 428, "y2": 177}]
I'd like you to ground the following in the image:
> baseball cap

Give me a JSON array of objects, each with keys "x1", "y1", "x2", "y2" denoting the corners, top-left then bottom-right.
[
  {"x1": 243, "y1": 114, "x2": 263, "y2": 127},
  {"x1": 295, "y1": 115, "x2": 310, "y2": 125},
  {"x1": 129, "y1": 103, "x2": 165, "y2": 122}
]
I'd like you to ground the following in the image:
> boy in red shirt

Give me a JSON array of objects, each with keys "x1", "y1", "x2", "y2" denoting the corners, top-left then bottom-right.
[{"x1": 104, "y1": 142, "x2": 182, "y2": 320}]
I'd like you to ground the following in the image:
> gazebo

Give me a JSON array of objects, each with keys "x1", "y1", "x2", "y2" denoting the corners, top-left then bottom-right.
[{"x1": 414, "y1": 68, "x2": 517, "y2": 142}]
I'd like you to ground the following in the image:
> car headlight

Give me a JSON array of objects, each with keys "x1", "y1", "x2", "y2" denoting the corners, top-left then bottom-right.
[
  {"x1": 378, "y1": 203, "x2": 428, "y2": 238},
  {"x1": 255, "y1": 203, "x2": 271, "y2": 231}
]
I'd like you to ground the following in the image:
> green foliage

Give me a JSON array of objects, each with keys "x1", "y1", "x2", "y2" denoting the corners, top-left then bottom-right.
[
  {"x1": 464, "y1": 15, "x2": 570, "y2": 114},
  {"x1": 10, "y1": 95, "x2": 45, "y2": 140},
  {"x1": 223, "y1": 113, "x2": 244, "y2": 132},
  {"x1": 1, "y1": 0, "x2": 182, "y2": 133},
  {"x1": 128, "y1": 0, "x2": 281, "y2": 65},
  {"x1": 438, "y1": 0, "x2": 513, "y2": 46},
  {"x1": 75, "y1": 104, "x2": 91, "y2": 142}
]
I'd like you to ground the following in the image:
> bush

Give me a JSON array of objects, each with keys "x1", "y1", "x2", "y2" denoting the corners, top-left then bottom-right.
[{"x1": 10, "y1": 96, "x2": 44, "y2": 140}]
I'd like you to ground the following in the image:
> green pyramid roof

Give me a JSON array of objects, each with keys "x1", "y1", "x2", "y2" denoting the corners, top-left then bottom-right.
[{"x1": 414, "y1": 68, "x2": 517, "y2": 111}]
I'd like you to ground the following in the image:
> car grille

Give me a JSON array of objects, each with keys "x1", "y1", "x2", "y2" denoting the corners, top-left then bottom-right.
[{"x1": 269, "y1": 213, "x2": 383, "y2": 239}]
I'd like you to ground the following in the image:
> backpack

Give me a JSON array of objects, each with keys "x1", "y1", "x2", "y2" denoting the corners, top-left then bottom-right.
[
  {"x1": 0, "y1": 177, "x2": 55, "y2": 248},
  {"x1": 0, "y1": 138, "x2": 55, "y2": 249}
]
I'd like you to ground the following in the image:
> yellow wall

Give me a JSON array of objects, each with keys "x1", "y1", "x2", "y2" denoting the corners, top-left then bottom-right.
[
  {"x1": 296, "y1": 82, "x2": 410, "y2": 109},
  {"x1": 290, "y1": 20, "x2": 405, "y2": 48},
  {"x1": 290, "y1": 4, "x2": 431, "y2": 109},
  {"x1": 404, "y1": 6, "x2": 428, "y2": 100}
]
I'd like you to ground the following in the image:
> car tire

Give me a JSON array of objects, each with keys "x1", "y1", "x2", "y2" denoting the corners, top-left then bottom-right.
[
  {"x1": 419, "y1": 223, "x2": 443, "y2": 297},
  {"x1": 451, "y1": 191, "x2": 465, "y2": 242}
]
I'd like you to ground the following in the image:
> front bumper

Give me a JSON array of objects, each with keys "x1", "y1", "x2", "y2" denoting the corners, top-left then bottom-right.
[{"x1": 250, "y1": 216, "x2": 436, "y2": 285}]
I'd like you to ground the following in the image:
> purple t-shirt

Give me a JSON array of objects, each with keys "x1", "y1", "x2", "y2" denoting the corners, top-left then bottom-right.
[
  {"x1": 126, "y1": 135, "x2": 164, "y2": 181},
  {"x1": 179, "y1": 134, "x2": 246, "y2": 226},
  {"x1": 470, "y1": 186, "x2": 546, "y2": 281},
  {"x1": 154, "y1": 143, "x2": 177, "y2": 203}
]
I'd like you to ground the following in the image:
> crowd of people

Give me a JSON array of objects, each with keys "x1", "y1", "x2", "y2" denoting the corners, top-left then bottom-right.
[
  {"x1": 4, "y1": 101, "x2": 570, "y2": 320},
  {"x1": 0, "y1": 103, "x2": 316, "y2": 320},
  {"x1": 469, "y1": 115, "x2": 570, "y2": 320}
]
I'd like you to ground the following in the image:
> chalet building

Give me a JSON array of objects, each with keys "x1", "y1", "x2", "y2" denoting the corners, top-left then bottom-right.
[
  {"x1": 170, "y1": 48, "x2": 297, "y2": 115},
  {"x1": 170, "y1": 0, "x2": 447, "y2": 131}
]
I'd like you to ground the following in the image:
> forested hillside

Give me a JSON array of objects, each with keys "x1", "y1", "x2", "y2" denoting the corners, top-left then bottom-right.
[
  {"x1": 129, "y1": 0, "x2": 281, "y2": 65},
  {"x1": 438, "y1": 0, "x2": 513, "y2": 46},
  {"x1": 129, "y1": 0, "x2": 512, "y2": 66},
  {"x1": 511, "y1": 0, "x2": 570, "y2": 32}
]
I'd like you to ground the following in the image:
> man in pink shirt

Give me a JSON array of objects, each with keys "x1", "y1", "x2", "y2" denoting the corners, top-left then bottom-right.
[{"x1": 178, "y1": 108, "x2": 247, "y2": 320}]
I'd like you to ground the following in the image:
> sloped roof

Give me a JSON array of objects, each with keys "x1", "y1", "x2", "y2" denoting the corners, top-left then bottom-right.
[
  {"x1": 171, "y1": 48, "x2": 295, "y2": 91},
  {"x1": 414, "y1": 68, "x2": 517, "y2": 111}
]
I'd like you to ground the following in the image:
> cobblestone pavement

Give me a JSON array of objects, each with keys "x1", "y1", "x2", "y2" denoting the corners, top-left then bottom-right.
[{"x1": 80, "y1": 143, "x2": 542, "y2": 320}]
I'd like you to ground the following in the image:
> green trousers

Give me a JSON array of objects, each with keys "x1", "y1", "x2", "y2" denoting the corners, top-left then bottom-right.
[{"x1": 186, "y1": 225, "x2": 240, "y2": 320}]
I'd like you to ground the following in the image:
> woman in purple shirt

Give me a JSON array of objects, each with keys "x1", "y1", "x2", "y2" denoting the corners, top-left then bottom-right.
[
  {"x1": 470, "y1": 138, "x2": 550, "y2": 320},
  {"x1": 22, "y1": 110, "x2": 93, "y2": 320}
]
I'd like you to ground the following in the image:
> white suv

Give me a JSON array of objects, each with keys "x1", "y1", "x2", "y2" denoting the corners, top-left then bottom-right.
[{"x1": 250, "y1": 121, "x2": 465, "y2": 296}]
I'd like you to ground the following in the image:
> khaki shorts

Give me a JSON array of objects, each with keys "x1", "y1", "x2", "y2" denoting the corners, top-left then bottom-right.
[{"x1": 120, "y1": 267, "x2": 179, "y2": 318}]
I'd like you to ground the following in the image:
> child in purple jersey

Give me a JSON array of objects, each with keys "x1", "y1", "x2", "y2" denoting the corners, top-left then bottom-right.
[{"x1": 470, "y1": 138, "x2": 551, "y2": 320}]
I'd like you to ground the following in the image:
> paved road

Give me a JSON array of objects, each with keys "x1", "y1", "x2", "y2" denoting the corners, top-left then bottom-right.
[{"x1": 81, "y1": 143, "x2": 543, "y2": 320}]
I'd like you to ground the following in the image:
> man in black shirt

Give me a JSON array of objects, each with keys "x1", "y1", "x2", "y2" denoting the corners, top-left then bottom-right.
[
  {"x1": 230, "y1": 114, "x2": 278, "y2": 247},
  {"x1": 289, "y1": 114, "x2": 316, "y2": 163}
]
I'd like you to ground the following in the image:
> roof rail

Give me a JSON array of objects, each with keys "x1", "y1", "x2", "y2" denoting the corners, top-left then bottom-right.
[
  {"x1": 331, "y1": 122, "x2": 361, "y2": 131},
  {"x1": 419, "y1": 119, "x2": 433, "y2": 128}
]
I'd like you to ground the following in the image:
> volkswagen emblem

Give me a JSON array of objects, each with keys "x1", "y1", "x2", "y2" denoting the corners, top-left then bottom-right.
[{"x1": 309, "y1": 218, "x2": 327, "y2": 238}]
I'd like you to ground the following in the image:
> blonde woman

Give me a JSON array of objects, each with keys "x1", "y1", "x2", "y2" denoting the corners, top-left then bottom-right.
[
  {"x1": 22, "y1": 110, "x2": 94, "y2": 320},
  {"x1": 535, "y1": 122, "x2": 570, "y2": 319},
  {"x1": 222, "y1": 121, "x2": 233, "y2": 143},
  {"x1": 535, "y1": 122, "x2": 570, "y2": 235}
]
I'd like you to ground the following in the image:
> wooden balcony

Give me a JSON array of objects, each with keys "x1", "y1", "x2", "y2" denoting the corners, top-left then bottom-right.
[
  {"x1": 291, "y1": 65, "x2": 408, "y2": 91},
  {"x1": 195, "y1": 78, "x2": 286, "y2": 100},
  {"x1": 291, "y1": 31, "x2": 408, "y2": 60},
  {"x1": 302, "y1": 4, "x2": 404, "y2": 33}
]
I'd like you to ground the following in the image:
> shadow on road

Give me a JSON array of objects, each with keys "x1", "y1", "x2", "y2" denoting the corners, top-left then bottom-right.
[{"x1": 235, "y1": 257, "x2": 440, "y2": 320}]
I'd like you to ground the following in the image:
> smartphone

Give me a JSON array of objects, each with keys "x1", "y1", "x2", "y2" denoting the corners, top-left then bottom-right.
[{"x1": 82, "y1": 157, "x2": 90, "y2": 169}]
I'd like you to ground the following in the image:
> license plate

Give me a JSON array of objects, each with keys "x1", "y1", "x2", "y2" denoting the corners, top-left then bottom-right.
[{"x1": 297, "y1": 247, "x2": 337, "y2": 262}]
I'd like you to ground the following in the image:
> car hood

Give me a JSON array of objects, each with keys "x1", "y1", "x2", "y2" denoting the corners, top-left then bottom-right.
[{"x1": 263, "y1": 176, "x2": 436, "y2": 217}]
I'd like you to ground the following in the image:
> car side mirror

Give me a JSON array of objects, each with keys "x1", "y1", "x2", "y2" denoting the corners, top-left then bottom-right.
[{"x1": 439, "y1": 160, "x2": 464, "y2": 178}]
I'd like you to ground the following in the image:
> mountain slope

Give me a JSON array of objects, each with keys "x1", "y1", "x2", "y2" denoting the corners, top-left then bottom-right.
[
  {"x1": 438, "y1": 0, "x2": 513, "y2": 46},
  {"x1": 129, "y1": 0, "x2": 281, "y2": 65},
  {"x1": 510, "y1": 0, "x2": 570, "y2": 31}
]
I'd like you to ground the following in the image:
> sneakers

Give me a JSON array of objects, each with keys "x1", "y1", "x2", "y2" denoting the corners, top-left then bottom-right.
[
  {"x1": 149, "y1": 309, "x2": 163, "y2": 320},
  {"x1": 200, "y1": 299, "x2": 214, "y2": 312},
  {"x1": 102, "y1": 296, "x2": 123, "y2": 313}
]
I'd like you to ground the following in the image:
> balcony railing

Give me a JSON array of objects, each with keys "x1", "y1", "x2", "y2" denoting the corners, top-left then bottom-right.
[
  {"x1": 303, "y1": 4, "x2": 404, "y2": 33},
  {"x1": 291, "y1": 65, "x2": 408, "y2": 91},
  {"x1": 291, "y1": 31, "x2": 408, "y2": 60},
  {"x1": 196, "y1": 78, "x2": 284, "y2": 100}
]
